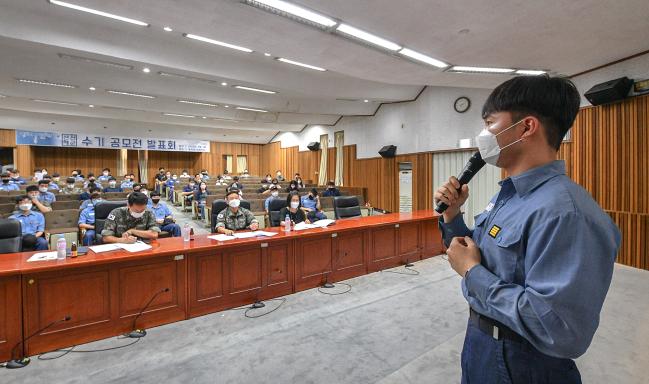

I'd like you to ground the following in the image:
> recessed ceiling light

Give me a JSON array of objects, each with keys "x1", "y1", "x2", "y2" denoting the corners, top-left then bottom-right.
[
  {"x1": 106, "y1": 90, "x2": 156, "y2": 98},
  {"x1": 277, "y1": 57, "x2": 326, "y2": 71},
  {"x1": 177, "y1": 99, "x2": 219, "y2": 107},
  {"x1": 336, "y1": 23, "x2": 401, "y2": 51},
  {"x1": 224, "y1": 105, "x2": 230, "y2": 108},
  {"x1": 363, "y1": 99, "x2": 369, "y2": 103},
  {"x1": 48, "y1": 0, "x2": 149, "y2": 26},
  {"x1": 449, "y1": 66, "x2": 514, "y2": 73},
  {"x1": 163, "y1": 113, "x2": 196, "y2": 118},
  {"x1": 89, "y1": 86, "x2": 96, "y2": 91},
  {"x1": 57, "y1": 53, "x2": 134, "y2": 70},
  {"x1": 234, "y1": 85, "x2": 277, "y2": 94},
  {"x1": 88, "y1": 104, "x2": 94, "y2": 108},
  {"x1": 398, "y1": 48, "x2": 447, "y2": 68},
  {"x1": 264, "y1": 53, "x2": 272, "y2": 57},
  {"x1": 221, "y1": 82, "x2": 228, "y2": 86},
  {"x1": 17, "y1": 78, "x2": 77, "y2": 88},
  {"x1": 163, "y1": 26, "x2": 173, "y2": 32},
  {"x1": 183, "y1": 33, "x2": 253, "y2": 53},
  {"x1": 0, "y1": 94, "x2": 6, "y2": 98},
  {"x1": 201, "y1": 116, "x2": 207, "y2": 119},
  {"x1": 142, "y1": 67, "x2": 151, "y2": 73},
  {"x1": 246, "y1": 0, "x2": 337, "y2": 27},
  {"x1": 515, "y1": 69, "x2": 547, "y2": 75},
  {"x1": 236, "y1": 106, "x2": 268, "y2": 113},
  {"x1": 32, "y1": 99, "x2": 80, "y2": 106}
]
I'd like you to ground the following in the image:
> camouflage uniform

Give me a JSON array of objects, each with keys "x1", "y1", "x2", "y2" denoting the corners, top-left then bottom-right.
[
  {"x1": 100, "y1": 206, "x2": 160, "y2": 238},
  {"x1": 215, "y1": 207, "x2": 258, "y2": 231},
  {"x1": 61, "y1": 186, "x2": 84, "y2": 195}
]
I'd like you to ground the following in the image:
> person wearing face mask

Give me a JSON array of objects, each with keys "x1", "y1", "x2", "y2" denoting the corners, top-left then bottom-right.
[
  {"x1": 214, "y1": 175, "x2": 226, "y2": 186},
  {"x1": 147, "y1": 192, "x2": 181, "y2": 237},
  {"x1": 181, "y1": 180, "x2": 197, "y2": 206},
  {"x1": 8, "y1": 168, "x2": 26, "y2": 184},
  {"x1": 295, "y1": 175, "x2": 304, "y2": 189},
  {"x1": 240, "y1": 169, "x2": 250, "y2": 178},
  {"x1": 214, "y1": 189, "x2": 258, "y2": 235},
  {"x1": 62, "y1": 177, "x2": 83, "y2": 195},
  {"x1": 165, "y1": 174, "x2": 179, "y2": 202},
  {"x1": 103, "y1": 177, "x2": 123, "y2": 193},
  {"x1": 322, "y1": 181, "x2": 340, "y2": 197},
  {"x1": 0, "y1": 173, "x2": 20, "y2": 191},
  {"x1": 154, "y1": 167, "x2": 166, "y2": 194},
  {"x1": 262, "y1": 178, "x2": 281, "y2": 196},
  {"x1": 98, "y1": 168, "x2": 112, "y2": 182},
  {"x1": 25, "y1": 185, "x2": 52, "y2": 213},
  {"x1": 285, "y1": 180, "x2": 300, "y2": 193},
  {"x1": 71, "y1": 169, "x2": 84, "y2": 181},
  {"x1": 275, "y1": 170, "x2": 285, "y2": 182},
  {"x1": 36, "y1": 180, "x2": 57, "y2": 205},
  {"x1": 201, "y1": 170, "x2": 210, "y2": 181},
  {"x1": 84, "y1": 173, "x2": 101, "y2": 189},
  {"x1": 264, "y1": 184, "x2": 281, "y2": 213},
  {"x1": 194, "y1": 182, "x2": 209, "y2": 220},
  {"x1": 435, "y1": 76, "x2": 620, "y2": 384},
  {"x1": 221, "y1": 170, "x2": 231, "y2": 180},
  {"x1": 81, "y1": 190, "x2": 103, "y2": 210},
  {"x1": 121, "y1": 174, "x2": 134, "y2": 189},
  {"x1": 41, "y1": 175, "x2": 59, "y2": 191},
  {"x1": 78, "y1": 199, "x2": 97, "y2": 246},
  {"x1": 101, "y1": 192, "x2": 160, "y2": 244},
  {"x1": 50, "y1": 173, "x2": 62, "y2": 188},
  {"x1": 300, "y1": 188, "x2": 327, "y2": 222},
  {"x1": 229, "y1": 176, "x2": 244, "y2": 191},
  {"x1": 9, "y1": 195, "x2": 48, "y2": 251},
  {"x1": 279, "y1": 191, "x2": 308, "y2": 226},
  {"x1": 179, "y1": 170, "x2": 190, "y2": 180}
]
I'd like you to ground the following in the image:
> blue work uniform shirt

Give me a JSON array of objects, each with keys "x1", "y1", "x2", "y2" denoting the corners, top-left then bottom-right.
[
  {"x1": 80, "y1": 199, "x2": 102, "y2": 210},
  {"x1": 265, "y1": 195, "x2": 280, "y2": 211},
  {"x1": 147, "y1": 202, "x2": 172, "y2": 221},
  {"x1": 78, "y1": 204, "x2": 96, "y2": 225},
  {"x1": 38, "y1": 191, "x2": 56, "y2": 204},
  {"x1": 439, "y1": 160, "x2": 620, "y2": 359},
  {"x1": 121, "y1": 180, "x2": 134, "y2": 189},
  {"x1": 10, "y1": 210, "x2": 45, "y2": 235},
  {"x1": 48, "y1": 183, "x2": 60, "y2": 191},
  {"x1": 0, "y1": 183, "x2": 19, "y2": 191},
  {"x1": 97, "y1": 175, "x2": 112, "y2": 182},
  {"x1": 300, "y1": 195, "x2": 318, "y2": 210}
]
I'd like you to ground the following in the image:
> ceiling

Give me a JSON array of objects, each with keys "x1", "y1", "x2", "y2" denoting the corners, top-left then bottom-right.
[{"x1": 0, "y1": 0, "x2": 647, "y2": 143}]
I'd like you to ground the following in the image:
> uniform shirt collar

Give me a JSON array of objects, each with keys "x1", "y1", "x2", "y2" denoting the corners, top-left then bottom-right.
[
  {"x1": 227, "y1": 207, "x2": 243, "y2": 217},
  {"x1": 500, "y1": 160, "x2": 566, "y2": 197}
]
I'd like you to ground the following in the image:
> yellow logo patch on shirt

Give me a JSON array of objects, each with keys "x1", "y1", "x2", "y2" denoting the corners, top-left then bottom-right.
[{"x1": 488, "y1": 225, "x2": 501, "y2": 238}]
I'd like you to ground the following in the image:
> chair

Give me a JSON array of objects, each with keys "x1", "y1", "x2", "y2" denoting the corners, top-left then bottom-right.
[
  {"x1": 44, "y1": 209, "x2": 81, "y2": 248},
  {"x1": 333, "y1": 196, "x2": 362, "y2": 219},
  {"x1": 209, "y1": 200, "x2": 251, "y2": 233},
  {"x1": 268, "y1": 199, "x2": 287, "y2": 227},
  {"x1": 94, "y1": 200, "x2": 127, "y2": 242},
  {"x1": 51, "y1": 200, "x2": 81, "y2": 210},
  {"x1": 0, "y1": 219, "x2": 22, "y2": 253}
]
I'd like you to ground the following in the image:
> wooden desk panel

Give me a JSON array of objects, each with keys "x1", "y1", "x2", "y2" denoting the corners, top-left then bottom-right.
[
  {"x1": 421, "y1": 220, "x2": 445, "y2": 259},
  {"x1": 0, "y1": 275, "x2": 21, "y2": 363},
  {"x1": 295, "y1": 235, "x2": 333, "y2": 292},
  {"x1": 398, "y1": 222, "x2": 421, "y2": 264},
  {"x1": 332, "y1": 231, "x2": 367, "y2": 282}
]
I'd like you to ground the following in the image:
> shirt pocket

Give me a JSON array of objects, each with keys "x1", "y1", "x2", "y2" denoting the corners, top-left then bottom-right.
[{"x1": 490, "y1": 229, "x2": 523, "y2": 283}]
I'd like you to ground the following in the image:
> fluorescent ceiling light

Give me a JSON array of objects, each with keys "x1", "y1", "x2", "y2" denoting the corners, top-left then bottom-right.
[
  {"x1": 224, "y1": 105, "x2": 230, "y2": 108},
  {"x1": 221, "y1": 82, "x2": 228, "y2": 86},
  {"x1": 450, "y1": 66, "x2": 514, "y2": 73},
  {"x1": 57, "y1": 53, "x2": 134, "y2": 70},
  {"x1": 163, "y1": 113, "x2": 196, "y2": 118},
  {"x1": 516, "y1": 69, "x2": 547, "y2": 75},
  {"x1": 106, "y1": 90, "x2": 156, "y2": 98},
  {"x1": 264, "y1": 53, "x2": 272, "y2": 57},
  {"x1": 183, "y1": 33, "x2": 253, "y2": 53},
  {"x1": 32, "y1": 99, "x2": 79, "y2": 106},
  {"x1": 177, "y1": 99, "x2": 219, "y2": 107},
  {"x1": 101, "y1": 105, "x2": 147, "y2": 112},
  {"x1": 234, "y1": 85, "x2": 277, "y2": 94},
  {"x1": 17, "y1": 78, "x2": 77, "y2": 88},
  {"x1": 163, "y1": 26, "x2": 173, "y2": 32},
  {"x1": 142, "y1": 67, "x2": 151, "y2": 73},
  {"x1": 48, "y1": 1, "x2": 149, "y2": 26},
  {"x1": 236, "y1": 107, "x2": 268, "y2": 113},
  {"x1": 88, "y1": 104, "x2": 94, "y2": 108},
  {"x1": 363, "y1": 99, "x2": 369, "y2": 103},
  {"x1": 277, "y1": 57, "x2": 326, "y2": 71},
  {"x1": 399, "y1": 48, "x2": 447, "y2": 68},
  {"x1": 248, "y1": 0, "x2": 337, "y2": 27},
  {"x1": 157, "y1": 71, "x2": 219, "y2": 84},
  {"x1": 336, "y1": 23, "x2": 401, "y2": 51},
  {"x1": 89, "y1": 86, "x2": 96, "y2": 91}
]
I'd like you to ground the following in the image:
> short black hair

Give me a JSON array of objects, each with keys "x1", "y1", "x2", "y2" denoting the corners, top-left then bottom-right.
[
  {"x1": 52, "y1": 172, "x2": 60, "y2": 177},
  {"x1": 133, "y1": 183, "x2": 142, "y2": 190},
  {"x1": 128, "y1": 192, "x2": 149, "y2": 205},
  {"x1": 481, "y1": 75, "x2": 580, "y2": 150},
  {"x1": 1, "y1": 173, "x2": 9, "y2": 178},
  {"x1": 37, "y1": 179, "x2": 49, "y2": 186},
  {"x1": 15, "y1": 195, "x2": 29, "y2": 204},
  {"x1": 310, "y1": 188, "x2": 318, "y2": 195},
  {"x1": 225, "y1": 188, "x2": 240, "y2": 198},
  {"x1": 66, "y1": 177, "x2": 76, "y2": 184},
  {"x1": 87, "y1": 172, "x2": 95, "y2": 177},
  {"x1": 26, "y1": 185, "x2": 38, "y2": 193},
  {"x1": 89, "y1": 186, "x2": 101, "y2": 193},
  {"x1": 150, "y1": 191, "x2": 161, "y2": 197}
]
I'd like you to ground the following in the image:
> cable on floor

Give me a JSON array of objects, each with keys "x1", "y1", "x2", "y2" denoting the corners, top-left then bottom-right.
[
  {"x1": 317, "y1": 282, "x2": 352, "y2": 295},
  {"x1": 37, "y1": 337, "x2": 141, "y2": 361}
]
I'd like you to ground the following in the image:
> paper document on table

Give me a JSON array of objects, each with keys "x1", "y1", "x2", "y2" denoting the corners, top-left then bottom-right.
[
  {"x1": 255, "y1": 231, "x2": 277, "y2": 237},
  {"x1": 293, "y1": 222, "x2": 317, "y2": 231},
  {"x1": 312, "y1": 219, "x2": 335, "y2": 228},
  {"x1": 27, "y1": 251, "x2": 58, "y2": 262},
  {"x1": 232, "y1": 231, "x2": 278, "y2": 239},
  {"x1": 88, "y1": 244, "x2": 121, "y2": 253},
  {"x1": 208, "y1": 234, "x2": 235, "y2": 241},
  {"x1": 117, "y1": 241, "x2": 152, "y2": 253}
]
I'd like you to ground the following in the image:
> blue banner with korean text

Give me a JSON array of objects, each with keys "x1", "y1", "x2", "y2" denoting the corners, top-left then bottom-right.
[{"x1": 15, "y1": 130, "x2": 210, "y2": 153}]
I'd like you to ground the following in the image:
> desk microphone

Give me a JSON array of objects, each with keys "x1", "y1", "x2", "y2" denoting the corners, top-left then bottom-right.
[
  {"x1": 434, "y1": 151, "x2": 486, "y2": 214},
  {"x1": 5, "y1": 315, "x2": 71, "y2": 369},
  {"x1": 125, "y1": 288, "x2": 169, "y2": 339}
]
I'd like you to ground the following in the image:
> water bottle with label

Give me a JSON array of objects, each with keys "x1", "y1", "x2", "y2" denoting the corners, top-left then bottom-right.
[
  {"x1": 182, "y1": 223, "x2": 191, "y2": 242},
  {"x1": 284, "y1": 214, "x2": 291, "y2": 232},
  {"x1": 56, "y1": 235, "x2": 67, "y2": 260}
]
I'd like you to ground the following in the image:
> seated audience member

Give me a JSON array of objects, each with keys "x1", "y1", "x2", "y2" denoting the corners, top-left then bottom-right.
[
  {"x1": 26, "y1": 185, "x2": 52, "y2": 213},
  {"x1": 279, "y1": 192, "x2": 309, "y2": 225},
  {"x1": 9, "y1": 195, "x2": 49, "y2": 251},
  {"x1": 179, "y1": 170, "x2": 191, "y2": 180},
  {"x1": 71, "y1": 169, "x2": 84, "y2": 181},
  {"x1": 103, "y1": 177, "x2": 124, "y2": 193},
  {"x1": 222, "y1": 170, "x2": 232, "y2": 180},
  {"x1": 240, "y1": 169, "x2": 250, "y2": 178},
  {"x1": 81, "y1": 190, "x2": 104, "y2": 210},
  {"x1": 155, "y1": 167, "x2": 166, "y2": 193},
  {"x1": 37, "y1": 180, "x2": 57, "y2": 205},
  {"x1": 0, "y1": 173, "x2": 20, "y2": 191},
  {"x1": 286, "y1": 180, "x2": 300, "y2": 193},
  {"x1": 161, "y1": 170, "x2": 172, "y2": 194},
  {"x1": 214, "y1": 175, "x2": 227, "y2": 186},
  {"x1": 229, "y1": 176, "x2": 244, "y2": 191},
  {"x1": 98, "y1": 168, "x2": 112, "y2": 182},
  {"x1": 322, "y1": 181, "x2": 341, "y2": 197},
  {"x1": 214, "y1": 189, "x2": 258, "y2": 235},
  {"x1": 62, "y1": 177, "x2": 83, "y2": 194},
  {"x1": 165, "y1": 173, "x2": 179, "y2": 202},
  {"x1": 78, "y1": 200, "x2": 97, "y2": 246},
  {"x1": 101, "y1": 192, "x2": 160, "y2": 244},
  {"x1": 301, "y1": 188, "x2": 328, "y2": 222},
  {"x1": 41, "y1": 175, "x2": 59, "y2": 191},
  {"x1": 261, "y1": 178, "x2": 280, "y2": 195},
  {"x1": 132, "y1": 183, "x2": 143, "y2": 193},
  {"x1": 201, "y1": 170, "x2": 210, "y2": 181},
  {"x1": 147, "y1": 192, "x2": 181, "y2": 237},
  {"x1": 295, "y1": 174, "x2": 305, "y2": 189},
  {"x1": 275, "y1": 170, "x2": 285, "y2": 181},
  {"x1": 181, "y1": 180, "x2": 197, "y2": 205},
  {"x1": 194, "y1": 182, "x2": 209, "y2": 219},
  {"x1": 121, "y1": 174, "x2": 134, "y2": 189},
  {"x1": 8, "y1": 168, "x2": 26, "y2": 184},
  {"x1": 263, "y1": 173, "x2": 273, "y2": 184},
  {"x1": 84, "y1": 173, "x2": 101, "y2": 189},
  {"x1": 264, "y1": 185, "x2": 281, "y2": 213},
  {"x1": 50, "y1": 173, "x2": 62, "y2": 188}
]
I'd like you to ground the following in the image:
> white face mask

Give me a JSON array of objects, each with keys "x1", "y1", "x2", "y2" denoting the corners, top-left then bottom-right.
[
  {"x1": 67, "y1": 184, "x2": 75, "y2": 189},
  {"x1": 19, "y1": 203, "x2": 32, "y2": 211},
  {"x1": 130, "y1": 209, "x2": 145, "y2": 219},
  {"x1": 290, "y1": 201, "x2": 299, "y2": 209},
  {"x1": 103, "y1": 172, "x2": 109, "y2": 176},
  {"x1": 39, "y1": 187, "x2": 48, "y2": 193},
  {"x1": 109, "y1": 182, "x2": 116, "y2": 187},
  {"x1": 476, "y1": 118, "x2": 526, "y2": 166},
  {"x1": 271, "y1": 191, "x2": 279, "y2": 197},
  {"x1": 228, "y1": 199, "x2": 240, "y2": 208}
]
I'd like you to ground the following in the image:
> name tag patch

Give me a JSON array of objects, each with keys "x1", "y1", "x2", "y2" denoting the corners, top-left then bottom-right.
[
  {"x1": 488, "y1": 225, "x2": 501, "y2": 238},
  {"x1": 485, "y1": 202, "x2": 495, "y2": 212}
]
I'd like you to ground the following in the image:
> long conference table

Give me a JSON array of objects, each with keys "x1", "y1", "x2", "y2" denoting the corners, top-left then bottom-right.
[{"x1": 0, "y1": 210, "x2": 443, "y2": 362}]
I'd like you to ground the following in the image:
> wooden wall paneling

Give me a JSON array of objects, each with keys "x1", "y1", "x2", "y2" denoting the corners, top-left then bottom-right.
[
  {"x1": 0, "y1": 129, "x2": 16, "y2": 147},
  {"x1": 32, "y1": 147, "x2": 118, "y2": 178},
  {"x1": 14, "y1": 145, "x2": 33, "y2": 175}
]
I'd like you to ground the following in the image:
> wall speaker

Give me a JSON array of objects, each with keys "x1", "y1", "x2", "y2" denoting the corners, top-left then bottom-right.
[
  {"x1": 307, "y1": 142, "x2": 320, "y2": 151},
  {"x1": 584, "y1": 77, "x2": 633, "y2": 106},
  {"x1": 378, "y1": 145, "x2": 396, "y2": 158}
]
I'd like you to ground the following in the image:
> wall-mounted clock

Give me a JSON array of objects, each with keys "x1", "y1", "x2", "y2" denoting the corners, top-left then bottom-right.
[{"x1": 454, "y1": 96, "x2": 471, "y2": 113}]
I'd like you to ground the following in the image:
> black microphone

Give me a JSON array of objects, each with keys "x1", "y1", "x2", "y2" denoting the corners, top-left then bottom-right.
[
  {"x1": 125, "y1": 288, "x2": 169, "y2": 339},
  {"x1": 5, "y1": 315, "x2": 72, "y2": 369},
  {"x1": 435, "y1": 151, "x2": 486, "y2": 214}
]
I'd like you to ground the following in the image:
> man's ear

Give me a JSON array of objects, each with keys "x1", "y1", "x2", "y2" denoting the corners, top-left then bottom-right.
[{"x1": 522, "y1": 116, "x2": 541, "y2": 139}]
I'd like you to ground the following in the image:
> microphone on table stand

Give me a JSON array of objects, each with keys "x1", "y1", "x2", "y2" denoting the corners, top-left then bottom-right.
[
  {"x1": 435, "y1": 151, "x2": 486, "y2": 214},
  {"x1": 125, "y1": 288, "x2": 169, "y2": 339},
  {"x1": 4, "y1": 315, "x2": 72, "y2": 369},
  {"x1": 251, "y1": 288, "x2": 265, "y2": 309}
]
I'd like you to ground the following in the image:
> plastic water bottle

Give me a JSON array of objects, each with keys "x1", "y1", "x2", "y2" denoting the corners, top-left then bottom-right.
[
  {"x1": 56, "y1": 235, "x2": 67, "y2": 260},
  {"x1": 284, "y1": 214, "x2": 291, "y2": 232},
  {"x1": 182, "y1": 223, "x2": 191, "y2": 242}
]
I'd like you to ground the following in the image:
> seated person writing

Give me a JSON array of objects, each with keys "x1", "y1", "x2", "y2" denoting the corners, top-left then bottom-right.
[
  {"x1": 26, "y1": 185, "x2": 52, "y2": 213},
  {"x1": 300, "y1": 188, "x2": 328, "y2": 222},
  {"x1": 279, "y1": 192, "x2": 309, "y2": 226},
  {"x1": 214, "y1": 189, "x2": 258, "y2": 235},
  {"x1": 100, "y1": 192, "x2": 160, "y2": 244},
  {"x1": 9, "y1": 195, "x2": 49, "y2": 251},
  {"x1": 78, "y1": 201, "x2": 97, "y2": 246},
  {"x1": 148, "y1": 192, "x2": 181, "y2": 237}
]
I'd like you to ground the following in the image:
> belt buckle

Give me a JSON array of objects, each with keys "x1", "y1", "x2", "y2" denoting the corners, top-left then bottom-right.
[{"x1": 492, "y1": 325, "x2": 500, "y2": 340}]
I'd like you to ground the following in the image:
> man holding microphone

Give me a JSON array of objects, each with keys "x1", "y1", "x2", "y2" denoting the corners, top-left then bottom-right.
[{"x1": 435, "y1": 75, "x2": 620, "y2": 383}]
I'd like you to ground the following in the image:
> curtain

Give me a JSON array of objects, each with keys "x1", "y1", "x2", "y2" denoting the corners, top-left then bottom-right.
[
  {"x1": 318, "y1": 134, "x2": 328, "y2": 185},
  {"x1": 137, "y1": 150, "x2": 148, "y2": 184},
  {"x1": 117, "y1": 149, "x2": 127, "y2": 176},
  {"x1": 236, "y1": 155, "x2": 247, "y2": 174},
  {"x1": 225, "y1": 155, "x2": 233, "y2": 173},
  {"x1": 334, "y1": 131, "x2": 344, "y2": 186}
]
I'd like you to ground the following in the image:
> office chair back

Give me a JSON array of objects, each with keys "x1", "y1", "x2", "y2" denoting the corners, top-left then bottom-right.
[
  {"x1": 0, "y1": 218, "x2": 22, "y2": 253},
  {"x1": 333, "y1": 196, "x2": 362, "y2": 219},
  {"x1": 268, "y1": 198, "x2": 288, "y2": 227}
]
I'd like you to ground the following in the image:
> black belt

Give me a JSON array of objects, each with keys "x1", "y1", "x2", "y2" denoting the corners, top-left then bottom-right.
[{"x1": 469, "y1": 308, "x2": 524, "y2": 342}]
